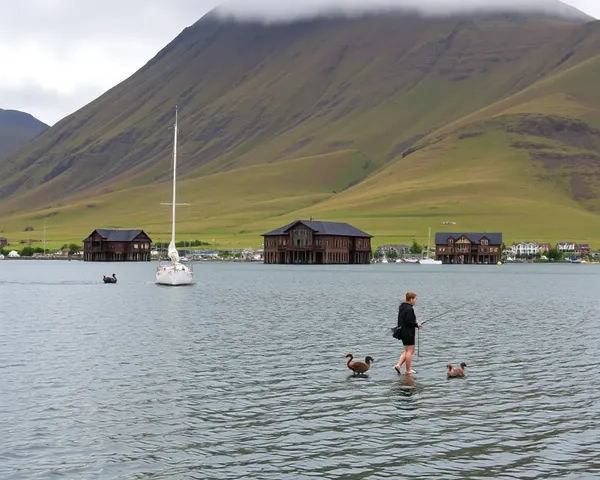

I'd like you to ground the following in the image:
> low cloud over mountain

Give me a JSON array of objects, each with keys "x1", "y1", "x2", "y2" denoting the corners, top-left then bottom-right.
[{"x1": 214, "y1": 0, "x2": 592, "y2": 23}]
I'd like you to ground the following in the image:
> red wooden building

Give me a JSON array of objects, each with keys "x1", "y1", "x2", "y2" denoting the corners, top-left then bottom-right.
[
  {"x1": 262, "y1": 220, "x2": 372, "y2": 264},
  {"x1": 83, "y1": 229, "x2": 152, "y2": 262}
]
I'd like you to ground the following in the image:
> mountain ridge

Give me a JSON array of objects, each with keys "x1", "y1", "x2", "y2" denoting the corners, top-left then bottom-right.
[{"x1": 0, "y1": 108, "x2": 49, "y2": 159}]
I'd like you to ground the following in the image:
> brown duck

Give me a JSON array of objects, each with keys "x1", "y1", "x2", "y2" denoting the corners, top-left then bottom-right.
[
  {"x1": 447, "y1": 362, "x2": 467, "y2": 378},
  {"x1": 346, "y1": 353, "x2": 374, "y2": 375}
]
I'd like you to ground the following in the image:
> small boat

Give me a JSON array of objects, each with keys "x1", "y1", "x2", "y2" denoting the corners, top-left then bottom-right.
[
  {"x1": 418, "y1": 227, "x2": 442, "y2": 264},
  {"x1": 155, "y1": 106, "x2": 195, "y2": 286},
  {"x1": 403, "y1": 257, "x2": 419, "y2": 264},
  {"x1": 103, "y1": 274, "x2": 117, "y2": 284},
  {"x1": 419, "y1": 258, "x2": 442, "y2": 265}
]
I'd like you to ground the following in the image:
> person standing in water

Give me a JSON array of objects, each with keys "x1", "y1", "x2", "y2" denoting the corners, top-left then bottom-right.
[{"x1": 394, "y1": 291, "x2": 422, "y2": 375}]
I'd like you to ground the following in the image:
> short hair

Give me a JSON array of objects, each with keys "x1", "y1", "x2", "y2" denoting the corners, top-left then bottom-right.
[{"x1": 406, "y1": 291, "x2": 417, "y2": 302}]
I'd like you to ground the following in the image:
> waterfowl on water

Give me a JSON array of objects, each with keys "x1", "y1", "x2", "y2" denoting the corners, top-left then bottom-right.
[
  {"x1": 103, "y1": 274, "x2": 117, "y2": 284},
  {"x1": 346, "y1": 353, "x2": 374, "y2": 375},
  {"x1": 447, "y1": 362, "x2": 467, "y2": 378}
]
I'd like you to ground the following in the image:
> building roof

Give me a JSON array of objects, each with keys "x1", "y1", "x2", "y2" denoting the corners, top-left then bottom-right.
[
  {"x1": 262, "y1": 220, "x2": 372, "y2": 238},
  {"x1": 84, "y1": 229, "x2": 151, "y2": 242},
  {"x1": 435, "y1": 232, "x2": 503, "y2": 245}
]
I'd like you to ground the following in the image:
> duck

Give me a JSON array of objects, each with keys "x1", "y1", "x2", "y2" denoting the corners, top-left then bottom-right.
[
  {"x1": 103, "y1": 274, "x2": 117, "y2": 284},
  {"x1": 346, "y1": 353, "x2": 374, "y2": 375},
  {"x1": 447, "y1": 362, "x2": 467, "y2": 378}
]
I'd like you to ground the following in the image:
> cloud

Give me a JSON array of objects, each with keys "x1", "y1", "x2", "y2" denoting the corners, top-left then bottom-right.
[
  {"x1": 214, "y1": 0, "x2": 593, "y2": 23},
  {"x1": 0, "y1": 0, "x2": 219, "y2": 125},
  {"x1": 0, "y1": 0, "x2": 598, "y2": 125},
  {"x1": 0, "y1": 81, "x2": 102, "y2": 128}
]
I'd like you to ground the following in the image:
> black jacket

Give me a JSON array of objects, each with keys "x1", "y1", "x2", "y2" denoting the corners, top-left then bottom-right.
[{"x1": 397, "y1": 302, "x2": 418, "y2": 334}]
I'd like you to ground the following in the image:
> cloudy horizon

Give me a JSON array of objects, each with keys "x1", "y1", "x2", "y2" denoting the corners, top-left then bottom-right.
[{"x1": 1, "y1": 0, "x2": 598, "y2": 126}]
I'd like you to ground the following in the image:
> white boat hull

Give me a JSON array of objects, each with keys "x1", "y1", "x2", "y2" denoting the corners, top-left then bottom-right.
[
  {"x1": 419, "y1": 226, "x2": 442, "y2": 264},
  {"x1": 155, "y1": 263, "x2": 194, "y2": 286},
  {"x1": 418, "y1": 259, "x2": 442, "y2": 265}
]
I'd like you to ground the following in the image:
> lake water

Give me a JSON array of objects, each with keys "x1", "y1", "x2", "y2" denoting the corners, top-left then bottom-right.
[{"x1": 1, "y1": 260, "x2": 599, "y2": 479}]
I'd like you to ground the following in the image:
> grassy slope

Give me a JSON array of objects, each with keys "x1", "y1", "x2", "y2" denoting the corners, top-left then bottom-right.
[
  {"x1": 0, "y1": 150, "x2": 370, "y2": 248},
  {"x1": 289, "y1": 53, "x2": 600, "y2": 246},
  {"x1": 2, "y1": 15, "x2": 600, "y2": 248}
]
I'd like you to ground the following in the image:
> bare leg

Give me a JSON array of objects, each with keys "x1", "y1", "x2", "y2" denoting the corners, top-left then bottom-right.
[
  {"x1": 405, "y1": 346, "x2": 416, "y2": 374},
  {"x1": 395, "y1": 347, "x2": 408, "y2": 372},
  {"x1": 396, "y1": 351, "x2": 406, "y2": 367}
]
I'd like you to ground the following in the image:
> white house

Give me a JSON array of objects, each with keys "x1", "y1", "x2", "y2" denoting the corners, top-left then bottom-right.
[
  {"x1": 556, "y1": 242, "x2": 576, "y2": 253},
  {"x1": 511, "y1": 242, "x2": 540, "y2": 257}
]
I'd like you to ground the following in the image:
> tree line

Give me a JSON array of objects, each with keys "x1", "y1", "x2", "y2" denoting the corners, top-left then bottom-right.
[
  {"x1": 154, "y1": 239, "x2": 211, "y2": 249},
  {"x1": 0, "y1": 243, "x2": 82, "y2": 256},
  {"x1": 373, "y1": 240, "x2": 424, "y2": 260}
]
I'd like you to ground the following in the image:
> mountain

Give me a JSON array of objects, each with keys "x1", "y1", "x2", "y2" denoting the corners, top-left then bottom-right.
[
  {"x1": 0, "y1": 109, "x2": 49, "y2": 159},
  {"x1": 1, "y1": 6, "x2": 600, "y2": 248}
]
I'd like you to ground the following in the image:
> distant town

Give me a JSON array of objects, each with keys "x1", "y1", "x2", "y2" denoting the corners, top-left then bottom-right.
[
  {"x1": 375, "y1": 241, "x2": 598, "y2": 264},
  {"x1": 1, "y1": 222, "x2": 598, "y2": 264}
]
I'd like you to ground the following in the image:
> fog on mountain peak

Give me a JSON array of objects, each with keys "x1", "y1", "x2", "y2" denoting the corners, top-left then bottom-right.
[{"x1": 213, "y1": 0, "x2": 582, "y2": 22}]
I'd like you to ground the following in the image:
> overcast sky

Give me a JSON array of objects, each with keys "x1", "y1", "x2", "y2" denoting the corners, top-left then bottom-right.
[{"x1": 1, "y1": 0, "x2": 598, "y2": 126}]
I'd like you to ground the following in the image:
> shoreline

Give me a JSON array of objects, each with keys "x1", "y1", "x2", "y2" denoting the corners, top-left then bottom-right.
[
  {"x1": 2, "y1": 257, "x2": 598, "y2": 265},
  {"x1": 0, "y1": 257, "x2": 263, "y2": 263}
]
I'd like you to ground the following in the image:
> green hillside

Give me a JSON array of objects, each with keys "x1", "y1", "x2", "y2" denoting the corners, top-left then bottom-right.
[{"x1": 1, "y1": 10, "x2": 600, "y2": 249}]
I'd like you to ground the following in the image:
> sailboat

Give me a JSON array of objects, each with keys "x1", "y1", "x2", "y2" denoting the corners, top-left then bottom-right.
[
  {"x1": 418, "y1": 227, "x2": 442, "y2": 265},
  {"x1": 155, "y1": 106, "x2": 195, "y2": 286}
]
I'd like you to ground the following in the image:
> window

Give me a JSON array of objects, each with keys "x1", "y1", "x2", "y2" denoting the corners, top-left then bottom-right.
[
  {"x1": 293, "y1": 228, "x2": 309, "y2": 247},
  {"x1": 134, "y1": 244, "x2": 139, "y2": 249}
]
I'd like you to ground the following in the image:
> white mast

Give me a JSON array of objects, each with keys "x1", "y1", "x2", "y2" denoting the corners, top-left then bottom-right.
[
  {"x1": 155, "y1": 105, "x2": 194, "y2": 285},
  {"x1": 164, "y1": 106, "x2": 181, "y2": 264},
  {"x1": 426, "y1": 227, "x2": 431, "y2": 258},
  {"x1": 171, "y1": 105, "x2": 178, "y2": 248}
]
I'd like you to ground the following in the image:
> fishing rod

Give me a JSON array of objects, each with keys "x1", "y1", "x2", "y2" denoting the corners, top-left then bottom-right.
[
  {"x1": 390, "y1": 301, "x2": 470, "y2": 335},
  {"x1": 417, "y1": 301, "x2": 471, "y2": 358},
  {"x1": 420, "y1": 301, "x2": 471, "y2": 325}
]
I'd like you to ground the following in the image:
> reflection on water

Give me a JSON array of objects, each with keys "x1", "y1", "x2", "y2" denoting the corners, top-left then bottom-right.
[{"x1": 1, "y1": 261, "x2": 599, "y2": 479}]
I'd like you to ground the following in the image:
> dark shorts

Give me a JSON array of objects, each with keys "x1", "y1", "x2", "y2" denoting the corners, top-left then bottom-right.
[{"x1": 401, "y1": 333, "x2": 415, "y2": 346}]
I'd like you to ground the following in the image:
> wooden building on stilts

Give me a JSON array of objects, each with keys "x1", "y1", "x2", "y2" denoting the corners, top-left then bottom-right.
[{"x1": 262, "y1": 220, "x2": 372, "y2": 265}]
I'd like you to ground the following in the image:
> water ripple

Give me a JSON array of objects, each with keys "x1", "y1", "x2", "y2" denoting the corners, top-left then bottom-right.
[{"x1": 0, "y1": 261, "x2": 599, "y2": 479}]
